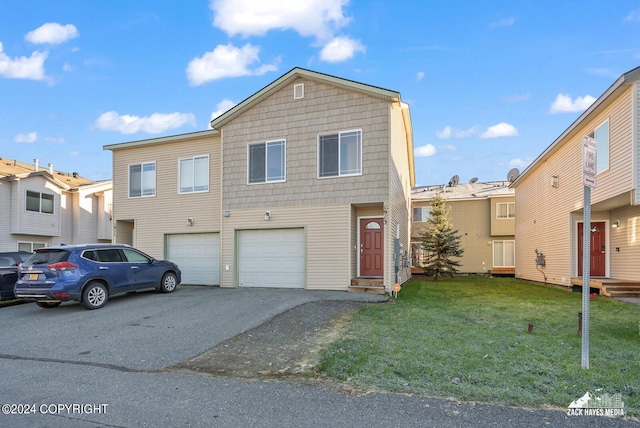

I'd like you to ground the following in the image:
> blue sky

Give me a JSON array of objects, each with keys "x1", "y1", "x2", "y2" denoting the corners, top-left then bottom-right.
[{"x1": 2, "y1": 1, "x2": 640, "y2": 186}]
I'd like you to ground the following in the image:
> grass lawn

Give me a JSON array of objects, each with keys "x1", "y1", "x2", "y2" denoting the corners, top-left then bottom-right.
[{"x1": 318, "y1": 276, "x2": 640, "y2": 415}]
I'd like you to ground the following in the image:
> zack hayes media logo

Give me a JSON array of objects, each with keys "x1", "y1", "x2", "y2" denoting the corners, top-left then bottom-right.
[{"x1": 567, "y1": 391, "x2": 625, "y2": 417}]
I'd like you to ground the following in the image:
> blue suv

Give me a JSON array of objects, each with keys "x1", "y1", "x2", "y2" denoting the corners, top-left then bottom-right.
[{"x1": 14, "y1": 244, "x2": 181, "y2": 310}]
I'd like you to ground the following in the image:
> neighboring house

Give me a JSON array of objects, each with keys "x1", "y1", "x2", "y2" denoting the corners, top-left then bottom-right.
[
  {"x1": 411, "y1": 178, "x2": 515, "y2": 275},
  {"x1": 0, "y1": 158, "x2": 112, "y2": 252},
  {"x1": 104, "y1": 67, "x2": 415, "y2": 293},
  {"x1": 510, "y1": 65, "x2": 640, "y2": 295}
]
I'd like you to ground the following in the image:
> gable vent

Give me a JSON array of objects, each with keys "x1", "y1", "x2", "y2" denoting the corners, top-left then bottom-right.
[{"x1": 293, "y1": 83, "x2": 304, "y2": 99}]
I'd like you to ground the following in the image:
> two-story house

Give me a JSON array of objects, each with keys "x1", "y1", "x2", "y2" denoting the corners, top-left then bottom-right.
[
  {"x1": 411, "y1": 179, "x2": 516, "y2": 275},
  {"x1": 104, "y1": 68, "x2": 415, "y2": 293},
  {"x1": 0, "y1": 158, "x2": 112, "y2": 251},
  {"x1": 511, "y1": 65, "x2": 640, "y2": 297}
]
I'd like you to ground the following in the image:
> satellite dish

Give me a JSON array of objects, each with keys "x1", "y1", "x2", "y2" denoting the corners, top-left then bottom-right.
[
  {"x1": 469, "y1": 177, "x2": 478, "y2": 184},
  {"x1": 449, "y1": 175, "x2": 459, "y2": 186},
  {"x1": 507, "y1": 168, "x2": 520, "y2": 182}
]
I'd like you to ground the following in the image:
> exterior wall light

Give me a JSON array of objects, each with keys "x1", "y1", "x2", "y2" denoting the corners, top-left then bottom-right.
[
  {"x1": 264, "y1": 211, "x2": 271, "y2": 221},
  {"x1": 612, "y1": 220, "x2": 620, "y2": 228}
]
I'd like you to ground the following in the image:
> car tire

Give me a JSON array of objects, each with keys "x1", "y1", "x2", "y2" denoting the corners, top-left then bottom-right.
[
  {"x1": 159, "y1": 272, "x2": 178, "y2": 293},
  {"x1": 81, "y1": 282, "x2": 108, "y2": 310},
  {"x1": 36, "y1": 301, "x2": 61, "y2": 308}
]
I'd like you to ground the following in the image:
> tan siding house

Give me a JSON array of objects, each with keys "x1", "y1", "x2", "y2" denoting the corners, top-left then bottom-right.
[
  {"x1": 0, "y1": 158, "x2": 112, "y2": 252},
  {"x1": 511, "y1": 66, "x2": 640, "y2": 289},
  {"x1": 411, "y1": 181, "x2": 515, "y2": 275},
  {"x1": 105, "y1": 68, "x2": 415, "y2": 293}
]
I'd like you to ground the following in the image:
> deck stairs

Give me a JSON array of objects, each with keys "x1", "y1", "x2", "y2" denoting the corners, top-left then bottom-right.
[
  {"x1": 349, "y1": 278, "x2": 385, "y2": 294},
  {"x1": 571, "y1": 278, "x2": 640, "y2": 298}
]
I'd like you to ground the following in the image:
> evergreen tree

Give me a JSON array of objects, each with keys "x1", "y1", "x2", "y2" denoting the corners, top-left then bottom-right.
[{"x1": 420, "y1": 193, "x2": 464, "y2": 280}]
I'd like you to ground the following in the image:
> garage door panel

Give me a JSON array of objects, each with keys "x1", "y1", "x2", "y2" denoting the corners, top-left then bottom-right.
[
  {"x1": 168, "y1": 233, "x2": 219, "y2": 286},
  {"x1": 238, "y1": 229, "x2": 305, "y2": 288}
]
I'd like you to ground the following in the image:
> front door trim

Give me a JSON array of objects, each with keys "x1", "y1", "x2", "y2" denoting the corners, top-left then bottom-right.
[
  {"x1": 357, "y1": 216, "x2": 384, "y2": 277},
  {"x1": 576, "y1": 220, "x2": 608, "y2": 277}
]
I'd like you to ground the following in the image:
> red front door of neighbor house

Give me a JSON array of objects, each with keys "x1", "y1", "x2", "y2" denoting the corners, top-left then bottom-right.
[
  {"x1": 578, "y1": 222, "x2": 606, "y2": 277},
  {"x1": 360, "y1": 218, "x2": 384, "y2": 277}
]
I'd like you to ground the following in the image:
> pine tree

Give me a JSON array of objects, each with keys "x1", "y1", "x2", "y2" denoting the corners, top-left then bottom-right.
[{"x1": 420, "y1": 193, "x2": 464, "y2": 280}]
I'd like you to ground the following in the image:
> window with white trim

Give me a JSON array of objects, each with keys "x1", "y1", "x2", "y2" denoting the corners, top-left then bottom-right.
[
  {"x1": 496, "y1": 202, "x2": 515, "y2": 219},
  {"x1": 179, "y1": 155, "x2": 209, "y2": 193},
  {"x1": 493, "y1": 240, "x2": 515, "y2": 267},
  {"x1": 248, "y1": 140, "x2": 286, "y2": 184},
  {"x1": 413, "y1": 206, "x2": 432, "y2": 222},
  {"x1": 129, "y1": 162, "x2": 156, "y2": 197},
  {"x1": 26, "y1": 191, "x2": 54, "y2": 214},
  {"x1": 18, "y1": 242, "x2": 46, "y2": 252},
  {"x1": 318, "y1": 130, "x2": 362, "y2": 178},
  {"x1": 593, "y1": 120, "x2": 609, "y2": 173}
]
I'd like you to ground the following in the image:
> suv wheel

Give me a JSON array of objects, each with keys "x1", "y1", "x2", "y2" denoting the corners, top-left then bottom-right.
[
  {"x1": 160, "y1": 272, "x2": 177, "y2": 293},
  {"x1": 82, "y1": 282, "x2": 108, "y2": 310},
  {"x1": 36, "y1": 301, "x2": 61, "y2": 308}
]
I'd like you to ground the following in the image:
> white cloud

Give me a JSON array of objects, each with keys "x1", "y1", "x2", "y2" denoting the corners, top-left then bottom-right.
[
  {"x1": 0, "y1": 42, "x2": 47, "y2": 80},
  {"x1": 509, "y1": 158, "x2": 532, "y2": 168},
  {"x1": 186, "y1": 43, "x2": 277, "y2": 86},
  {"x1": 624, "y1": 9, "x2": 640, "y2": 22},
  {"x1": 440, "y1": 144, "x2": 457, "y2": 151},
  {"x1": 210, "y1": 0, "x2": 350, "y2": 40},
  {"x1": 15, "y1": 132, "x2": 38, "y2": 143},
  {"x1": 25, "y1": 23, "x2": 79, "y2": 45},
  {"x1": 436, "y1": 125, "x2": 481, "y2": 139},
  {"x1": 490, "y1": 17, "x2": 516, "y2": 27},
  {"x1": 94, "y1": 111, "x2": 196, "y2": 134},
  {"x1": 414, "y1": 144, "x2": 437, "y2": 157},
  {"x1": 319, "y1": 36, "x2": 365, "y2": 62},
  {"x1": 210, "y1": 99, "x2": 237, "y2": 123},
  {"x1": 549, "y1": 93, "x2": 596, "y2": 113},
  {"x1": 480, "y1": 122, "x2": 519, "y2": 139},
  {"x1": 416, "y1": 71, "x2": 425, "y2": 81}
]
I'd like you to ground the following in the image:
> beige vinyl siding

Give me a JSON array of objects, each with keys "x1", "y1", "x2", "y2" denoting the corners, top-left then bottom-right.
[
  {"x1": 449, "y1": 199, "x2": 492, "y2": 274},
  {"x1": 0, "y1": 181, "x2": 13, "y2": 251},
  {"x1": 221, "y1": 77, "x2": 390, "y2": 210},
  {"x1": 490, "y1": 196, "x2": 515, "y2": 236},
  {"x1": 590, "y1": 88, "x2": 634, "y2": 203},
  {"x1": 11, "y1": 176, "x2": 62, "y2": 237},
  {"x1": 388, "y1": 104, "x2": 412, "y2": 286},
  {"x1": 610, "y1": 205, "x2": 640, "y2": 280},
  {"x1": 514, "y1": 87, "x2": 633, "y2": 286},
  {"x1": 635, "y1": 83, "x2": 640, "y2": 205},
  {"x1": 220, "y1": 204, "x2": 352, "y2": 290},
  {"x1": 111, "y1": 134, "x2": 221, "y2": 259}
]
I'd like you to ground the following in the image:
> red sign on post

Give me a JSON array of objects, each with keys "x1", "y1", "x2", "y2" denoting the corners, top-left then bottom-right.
[{"x1": 583, "y1": 136, "x2": 597, "y2": 188}]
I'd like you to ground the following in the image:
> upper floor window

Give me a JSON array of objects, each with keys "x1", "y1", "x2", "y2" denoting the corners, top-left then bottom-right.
[
  {"x1": 318, "y1": 130, "x2": 362, "y2": 178},
  {"x1": 26, "y1": 191, "x2": 54, "y2": 214},
  {"x1": 248, "y1": 140, "x2": 285, "y2": 184},
  {"x1": 179, "y1": 155, "x2": 209, "y2": 193},
  {"x1": 593, "y1": 120, "x2": 609, "y2": 173},
  {"x1": 413, "y1": 206, "x2": 432, "y2": 222},
  {"x1": 496, "y1": 202, "x2": 515, "y2": 219},
  {"x1": 129, "y1": 162, "x2": 156, "y2": 198}
]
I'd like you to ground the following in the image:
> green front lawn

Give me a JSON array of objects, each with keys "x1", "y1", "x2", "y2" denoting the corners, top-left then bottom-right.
[{"x1": 318, "y1": 276, "x2": 640, "y2": 414}]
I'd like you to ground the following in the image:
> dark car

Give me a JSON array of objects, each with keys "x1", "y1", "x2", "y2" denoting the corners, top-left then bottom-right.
[
  {"x1": 0, "y1": 251, "x2": 33, "y2": 300},
  {"x1": 14, "y1": 244, "x2": 181, "y2": 310}
]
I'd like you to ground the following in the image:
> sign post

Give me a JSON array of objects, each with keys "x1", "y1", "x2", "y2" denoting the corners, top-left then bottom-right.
[{"x1": 581, "y1": 136, "x2": 597, "y2": 369}]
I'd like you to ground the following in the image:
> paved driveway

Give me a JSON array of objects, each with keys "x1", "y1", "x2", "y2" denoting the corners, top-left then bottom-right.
[{"x1": 0, "y1": 286, "x2": 385, "y2": 371}]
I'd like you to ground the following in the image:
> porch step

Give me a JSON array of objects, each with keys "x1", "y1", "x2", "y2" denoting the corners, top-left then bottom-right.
[
  {"x1": 349, "y1": 278, "x2": 385, "y2": 294},
  {"x1": 571, "y1": 278, "x2": 640, "y2": 298}
]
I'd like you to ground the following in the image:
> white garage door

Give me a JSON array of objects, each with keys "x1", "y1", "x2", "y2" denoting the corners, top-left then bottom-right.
[
  {"x1": 167, "y1": 233, "x2": 220, "y2": 285},
  {"x1": 238, "y1": 228, "x2": 305, "y2": 288}
]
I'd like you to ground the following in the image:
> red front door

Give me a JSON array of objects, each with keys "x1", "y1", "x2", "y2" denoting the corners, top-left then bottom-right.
[
  {"x1": 360, "y1": 218, "x2": 384, "y2": 277},
  {"x1": 578, "y1": 222, "x2": 606, "y2": 277}
]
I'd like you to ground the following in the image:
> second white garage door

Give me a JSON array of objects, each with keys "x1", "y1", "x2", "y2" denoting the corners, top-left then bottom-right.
[
  {"x1": 167, "y1": 233, "x2": 220, "y2": 285},
  {"x1": 238, "y1": 228, "x2": 305, "y2": 288}
]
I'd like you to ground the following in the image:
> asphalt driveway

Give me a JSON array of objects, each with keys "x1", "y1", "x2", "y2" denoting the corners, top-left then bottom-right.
[{"x1": 0, "y1": 286, "x2": 386, "y2": 372}]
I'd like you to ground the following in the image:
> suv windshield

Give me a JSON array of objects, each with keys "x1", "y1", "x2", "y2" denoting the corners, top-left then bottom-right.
[{"x1": 25, "y1": 250, "x2": 70, "y2": 265}]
